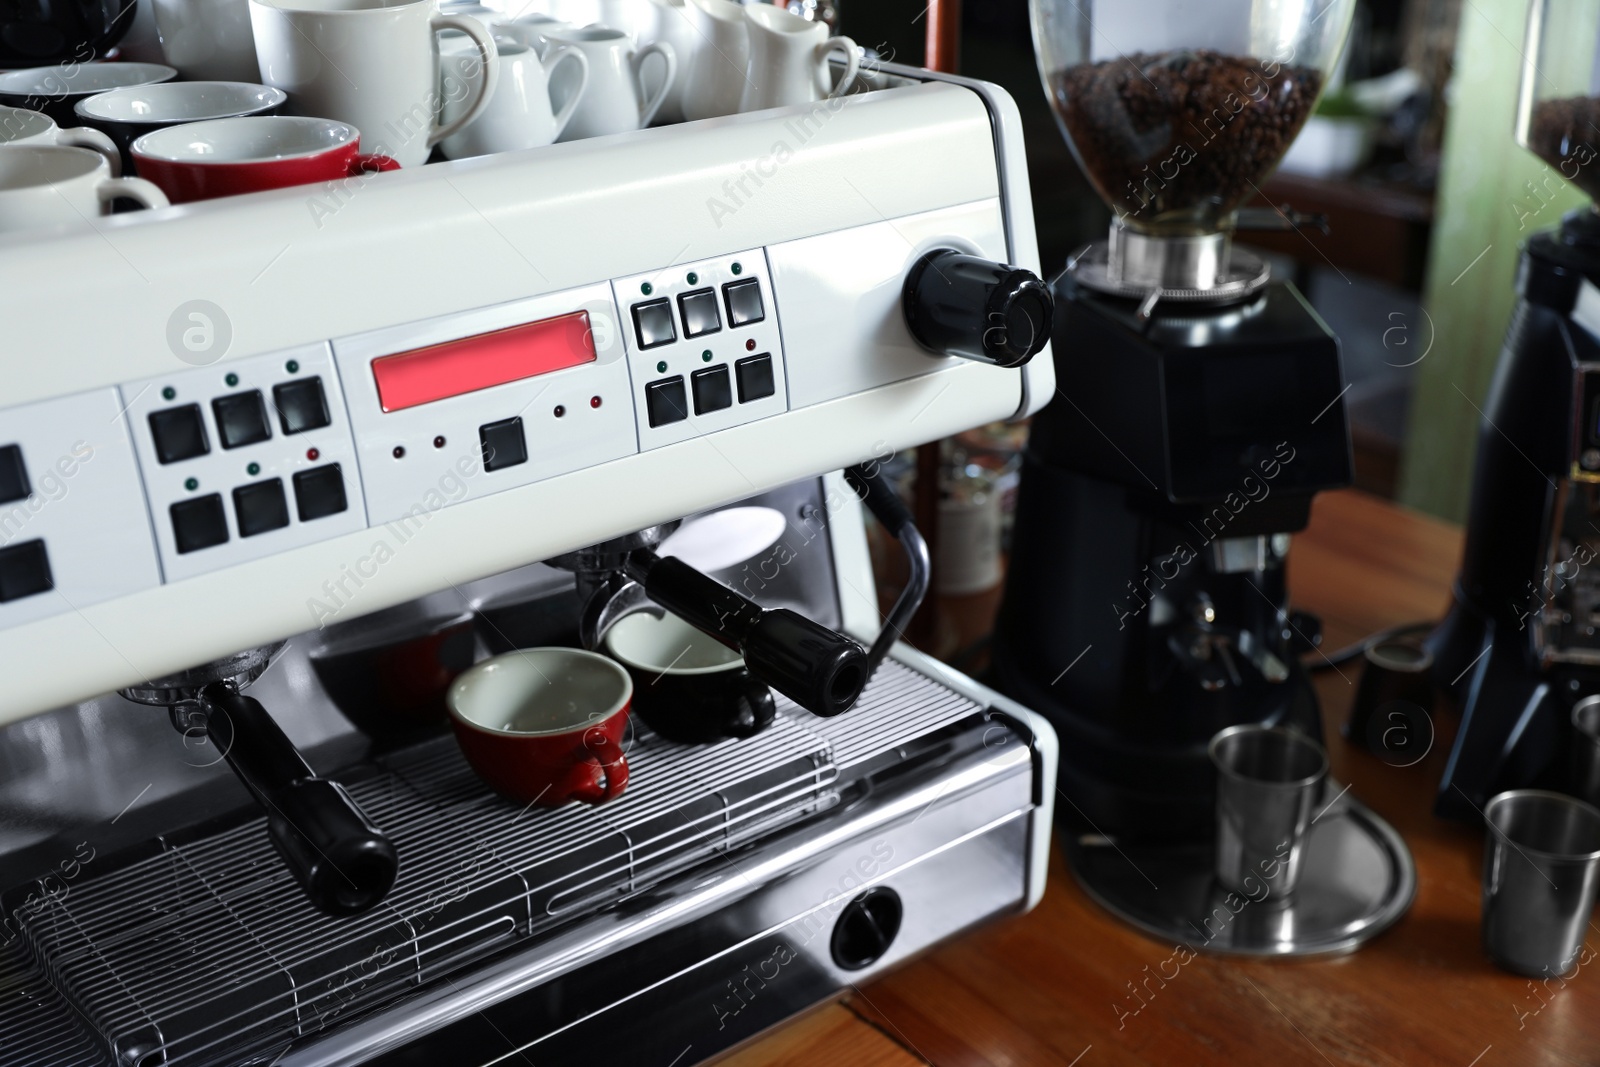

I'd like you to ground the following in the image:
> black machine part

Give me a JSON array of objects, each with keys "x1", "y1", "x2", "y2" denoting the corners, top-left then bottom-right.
[
  {"x1": 1428, "y1": 209, "x2": 1600, "y2": 818},
  {"x1": 191, "y1": 684, "x2": 399, "y2": 915},
  {"x1": 121, "y1": 648, "x2": 400, "y2": 915},
  {"x1": 619, "y1": 463, "x2": 929, "y2": 719},
  {"x1": 901, "y1": 249, "x2": 1053, "y2": 368},
  {"x1": 991, "y1": 274, "x2": 1349, "y2": 842}
]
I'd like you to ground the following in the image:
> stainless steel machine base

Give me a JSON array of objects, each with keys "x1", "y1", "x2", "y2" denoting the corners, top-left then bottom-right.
[{"x1": 1066, "y1": 786, "x2": 1415, "y2": 957}]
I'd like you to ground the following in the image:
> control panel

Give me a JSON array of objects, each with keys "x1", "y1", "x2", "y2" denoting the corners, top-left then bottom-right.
[
  {"x1": 0, "y1": 210, "x2": 1024, "y2": 639},
  {"x1": 0, "y1": 389, "x2": 161, "y2": 631},
  {"x1": 121, "y1": 343, "x2": 367, "y2": 583},
  {"x1": 612, "y1": 248, "x2": 788, "y2": 451},
  {"x1": 332, "y1": 282, "x2": 636, "y2": 526}
]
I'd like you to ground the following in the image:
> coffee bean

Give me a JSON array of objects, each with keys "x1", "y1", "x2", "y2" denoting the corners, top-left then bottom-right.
[{"x1": 1050, "y1": 50, "x2": 1323, "y2": 232}]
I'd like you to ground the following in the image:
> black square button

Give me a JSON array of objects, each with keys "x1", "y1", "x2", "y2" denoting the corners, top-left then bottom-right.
[
  {"x1": 480, "y1": 417, "x2": 527, "y2": 472},
  {"x1": 212, "y1": 391, "x2": 272, "y2": 450},
  {"x1": 632, "y1": 299, "x2": 676, "y2": 349},
  {"x1": 0, "y1": 539, "x2": 52, "y2": 602},
  {"x1": 736, "y1": 353, "x2": 776, "y2": 402},
  {"x1": 678, "y1": 288, "x2": 721, "y2": 338},
  {"x1": 233, "y1": 478, "x2": 289, "y2": 538},
  {"x1": 170, "y1": 494, "x2": 229, "y2": 554},
  {"x1": 293, "y1": 464, "x2": 348, "y2": 521},
  {"x1": 273, "y1": 377, "x2": 331, "y2": 435},
  {"x1": 0, "y1": 445, "x2": 29, "y2": 505},
  {"x1": 691, "y1": 365, "x2": 732, "y2": 414},
  {"x1": 645, "y1": 376, "x2": 687, "y2": 427},
  {"x1": 723, "y1": 279, "x2": 765, "y2": 326},
  {"x1": 148, "y1": 404, "x2": 209, "y2": 464}
]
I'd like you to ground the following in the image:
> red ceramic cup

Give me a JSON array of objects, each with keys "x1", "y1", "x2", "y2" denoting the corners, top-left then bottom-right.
[
  {"x1": 130, "y1": 115, "x2": 399, "y2": 203},
  {"x1": 446, "y1": 647, "x2": 631, "y2": 806}
]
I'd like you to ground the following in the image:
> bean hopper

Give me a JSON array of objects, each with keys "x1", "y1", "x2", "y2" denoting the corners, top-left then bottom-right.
[
  {"x1": 993, "y1": 0, "x2": 1417, "y2": 954},
  {"x1": 1428, "y1": 0, "x2": 1600, "y2": 816}
]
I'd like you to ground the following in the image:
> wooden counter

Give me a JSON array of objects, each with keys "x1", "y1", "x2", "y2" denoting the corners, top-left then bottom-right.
[{"x1": 726, "y1": 489, "x2": 1600, "y2": 1066}]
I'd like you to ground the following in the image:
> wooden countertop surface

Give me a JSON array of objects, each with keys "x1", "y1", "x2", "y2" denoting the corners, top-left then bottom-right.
[{"x1": 723, "y1": 489, "x2": 1600, "y2": 1066}]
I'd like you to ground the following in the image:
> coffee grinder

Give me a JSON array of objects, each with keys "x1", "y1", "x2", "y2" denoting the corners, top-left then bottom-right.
[
  {"x1": 1428, "y1": 0, "x2": 1600, "y2": 818},
  {"x1": 993, "y1": 0, "x2": 1358, "y2": 845}
]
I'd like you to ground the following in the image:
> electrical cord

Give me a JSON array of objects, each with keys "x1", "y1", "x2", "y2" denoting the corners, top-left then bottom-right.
[{"x1": 1304, "y1": 620, "x2": 1436, "y2": 671}]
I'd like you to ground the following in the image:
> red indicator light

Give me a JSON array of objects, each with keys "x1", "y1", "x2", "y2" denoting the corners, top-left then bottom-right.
[
  {"x1": 745, "y1": 338, "x2": 757, "y2": 351},
  {"x1": 372, "y1": 310, "x2": 597, "y2": 412},
  {"x1": 590, "y1": 395, "x2": 602, "y2": 408},
  {"x1": 306, "y1": 448, "x2": 320, "y2": 461}
]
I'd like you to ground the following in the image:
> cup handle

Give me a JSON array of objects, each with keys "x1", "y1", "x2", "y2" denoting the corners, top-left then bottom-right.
[
  {"x1": 632, "y1": 40, "x2": 676, "y2": 128},
  {"x1": 57, "y1": 126, "x2": 122, "y2": 177},
  {"x1": 348, "y1": 153, "x2": 402, "y2": 175},
  {"x1": 96, "y1": 176, "x2": 169, "y2": 212},
  {"x1": 571, "y1": 724, "x2": 628, "y2": 804},
  {"x1": 724, "y1": 674, "x2": 776, "y2": 739},
  {"x1": 818, "y1": 34, "x2": 859, "y2": 99},
  {"x1": 429, "y1": 13, "x2": 500, "y2": 149},
  {"x1": 544, "y1": 44, "x2": 589, "y2": 140}
]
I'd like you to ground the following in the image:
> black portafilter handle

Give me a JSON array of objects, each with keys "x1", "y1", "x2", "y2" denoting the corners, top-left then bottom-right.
[
  {"x1": 623, "y1": 550, "x2": 869, "y2": 717},
  {"x1": 902, "y1": 248, "x2": 1053, "y2": 368},
  {"x1": 201, "y1": 683, "x2": 399, "y2": 915}
]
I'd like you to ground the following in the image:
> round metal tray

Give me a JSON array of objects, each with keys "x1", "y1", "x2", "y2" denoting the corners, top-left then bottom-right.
[{"x1": 1066, "y1": 786, "x2": 1416, "y2": 957}]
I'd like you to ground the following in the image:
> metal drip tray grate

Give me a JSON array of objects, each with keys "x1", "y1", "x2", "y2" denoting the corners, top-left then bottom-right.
[{"x1": 5, "y1": 659, "x2": 987, "y2": 1067}]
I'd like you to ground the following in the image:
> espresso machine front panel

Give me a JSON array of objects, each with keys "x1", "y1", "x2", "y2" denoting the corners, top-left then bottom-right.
[{"x1": 0, "y1": 75, "x2": 1053, "y2": 723}]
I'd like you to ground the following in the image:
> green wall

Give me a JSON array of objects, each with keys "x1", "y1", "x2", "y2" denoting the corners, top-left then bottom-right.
[{"x1": 1398, "y1": 0, "x2": 1588, "y2": 521}]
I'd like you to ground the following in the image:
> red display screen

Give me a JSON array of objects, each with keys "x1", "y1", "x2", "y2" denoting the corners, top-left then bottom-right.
[{"x1": 372, "y1": 310, "x2": 595, "y2": 412}]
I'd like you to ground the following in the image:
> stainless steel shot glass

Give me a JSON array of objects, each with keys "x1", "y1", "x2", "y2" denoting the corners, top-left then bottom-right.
[
  {"x1": 1209, "y1": 724, "x2": 1329, "y2": 897},
  {"x1": 1482, "y1": 789, "x2": 1600, "y2": 977},
  {"x1": 1570, "y1": 696, "x2": 1600, "y2": 807}
]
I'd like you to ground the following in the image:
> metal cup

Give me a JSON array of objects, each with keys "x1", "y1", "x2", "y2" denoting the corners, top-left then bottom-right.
[
  {"x1": 1209, "y1": 725, "x2": 1329, "y2": 897},
  {"x1": 1481, "y1": 789, "x2": 1600, "y2": 976},
  {"x1": 1570, "y1": 696, "x2": 1600, "y2": 806}
]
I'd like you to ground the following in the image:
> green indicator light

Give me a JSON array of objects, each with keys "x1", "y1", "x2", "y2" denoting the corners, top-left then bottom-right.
[
  {"x1": 656, "y1": 360, "x2": 668, "y2": 374},
  {"x1": 687, "y1": 271, "x2": 698, "y2": 285},
  {"x1": 701, "y1": 350, "x2": 712, "y2": 362},
  {"x1": 224, "y1": 372, "x2": 239, "y2": 388},
  {"x1": 731, "y1": 262, "x2": 742, "y2": 275},
  {"x1": 184, "y1": 477, "x2": 198, "y2": 492},
  {"x1": 286, "y1": 359, "x2": 300, "y2": 374},
  {"x1": 162, "y1": 386, "x2": 176, "y2": 401},
  {"x1": 246, "y1": 462, "x2": 260, "y2": 476},
  {"x1": 641, "y1": 281, "x2": 653, "y2": 296}
]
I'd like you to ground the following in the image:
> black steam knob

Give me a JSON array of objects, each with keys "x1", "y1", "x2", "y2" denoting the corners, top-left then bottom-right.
[
  {"x1": 830, "y1": 887, "x2": 903, "y2": 970},
  {"x1": 902, "y1": 249, "x2": 1052, "y2": 368}
]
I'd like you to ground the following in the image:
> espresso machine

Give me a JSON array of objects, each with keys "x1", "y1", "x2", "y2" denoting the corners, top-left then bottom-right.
[
  {"x1": 986, "y1": 0, "x2": 1414, "y2": 954},
  {"x1": 1428, "y1": 0, "x2": 1600, "y2": 818},
  {"x1": 0, "y1": 62, "x2": 1059, "y2": 1066}
]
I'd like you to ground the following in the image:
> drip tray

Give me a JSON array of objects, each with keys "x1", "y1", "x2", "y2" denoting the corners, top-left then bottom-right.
[
  {"x1": 1067, "y1": 788, "x2": 1416, "y2": 958},
  {"x1": 12, "y1": 714, "x2": 838, "y2": 1067}
]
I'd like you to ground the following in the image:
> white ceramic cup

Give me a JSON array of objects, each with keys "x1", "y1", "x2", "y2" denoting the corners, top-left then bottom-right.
[
  {"x1": 440, "y1": 35, "x2": 588, "y2": 158},
  {"x1": 641, "y1": 0, "x2": 694, "y2": 122},
  {"x1": 0, "y1": 105, "x2": 121, "y2": 175},
  {"x1": 0, "y1": 146, "x2": 167, "y2": 234},
  {"x1": 738, "y1": 3, "x2": 856, "y2": 113},
  {"x1": 678, "y1": 0, "x2": 746, "y2": 122},
  {"x1": 153, "y1": 0, "x2": 263, "y2": 81},
  {"x1": 544, "y1": 25, "x2": 673, "y2": 140},
  {"x1": 249, "y1": 0, "x2": 501, "y2": 168}
]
